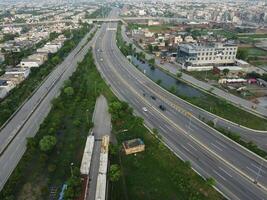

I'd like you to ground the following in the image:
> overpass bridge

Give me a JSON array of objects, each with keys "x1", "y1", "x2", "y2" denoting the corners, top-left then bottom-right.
[{"x1": 0, "y1": 16, "x2": 188, "y2": 27}]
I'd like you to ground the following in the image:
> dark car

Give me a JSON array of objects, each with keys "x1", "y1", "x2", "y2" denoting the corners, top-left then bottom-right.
[
  {"x1": 151, "y1": 95, "x2": 156, "y2": 100},
  {"x1": 159, "y1": 105, "x2": 166, "y2": 111}
]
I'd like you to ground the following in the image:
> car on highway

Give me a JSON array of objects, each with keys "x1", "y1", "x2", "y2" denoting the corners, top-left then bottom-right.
[
  {"x1": 151, "y1": 95, "x2": 156, "y2": 100},
  {"x1": 142, "y1": 107, "x2": 148, "y2": 112},
  {"x1": 159, "y1": 105, "x2": 166, "y2": 111}
]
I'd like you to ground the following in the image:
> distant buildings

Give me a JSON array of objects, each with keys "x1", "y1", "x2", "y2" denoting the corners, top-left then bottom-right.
[{"x1": 177, "y1": 43, "x2": 238, "y2": 71}]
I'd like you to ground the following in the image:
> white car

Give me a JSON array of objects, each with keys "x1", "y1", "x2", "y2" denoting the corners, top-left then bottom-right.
[
  {"x1": 100, "y1": 58, "x2": 103, "y2": 61},
  {"x1": 142, "y1": 107, "x2": 148, "y2": 112}
]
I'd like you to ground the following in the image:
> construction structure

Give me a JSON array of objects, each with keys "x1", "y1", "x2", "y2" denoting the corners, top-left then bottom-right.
[
  {"x1": 95, "y1": 135, "x2": 109, "y2": 200},
  {"x1": 123, "y1": 138, "x2": 145, "y2": 155},
  {"x1": 80, "y1": 135, "x2": 95, "y2": 200},
  {"x1": 80, "y1": 135, "x2": 95, "y2": 175}
]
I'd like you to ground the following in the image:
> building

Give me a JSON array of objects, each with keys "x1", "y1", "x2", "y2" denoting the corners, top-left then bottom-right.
[
  {"x1": 20, "y1": 59, "x2": 40, "y2": 68},
  {"x1": 0, "y1": 79, "x2": 15, "y2": 93},
  {"x1": 177, "y1": 43, "x2": 238, "y2": 71},
  {"x1": 5, "y1": 67, "x2": 30, "y2": 78},
  {"x1": 123, "y1": 138, "x2": 145, "y2": 155}
]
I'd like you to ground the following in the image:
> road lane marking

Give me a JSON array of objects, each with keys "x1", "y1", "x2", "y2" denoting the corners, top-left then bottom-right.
[
  {"x1": 219, "y1": 167, "x2": 233, "y2": 178},
  {"x1": 164, "y1": 125, "x2": 173, "y2": 132},
  {"x1": 247, "y1": 166, "x2": 262, "y2": 177},
  {"x1": 181, "y1": 144, "x2": 190, "y2": 152},
  {"x1": 213, "y1": 170, "x2": 226, "y2": 181},
  {"x1": 251, "y1": 163, "x2": 266, "y2": 174},
  {"x1": 215, "y1": 140, "x2": 227, "y2": 148},
  {"x1": 211, "y1": 143, "x2": 223, "y2": 151},
  {"x1": 187, "y1": 143, "x2": 197, "y2": 151}
]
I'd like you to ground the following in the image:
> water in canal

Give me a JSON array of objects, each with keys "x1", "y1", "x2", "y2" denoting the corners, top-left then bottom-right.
[{"x1": 131, "y1": 56, "x2": 204, "y2": 98}]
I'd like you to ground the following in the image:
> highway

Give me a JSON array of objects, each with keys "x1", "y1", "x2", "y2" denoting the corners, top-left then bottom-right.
[
  {"x1": 120, "y1": 24, "x2": 267, "y2": 151},
  {"x1": 0, "y1": 25, "x2": 96, "y2": 191},
  {"x1": 92, "y1": 9, "x2": 267, "y2": 200}
]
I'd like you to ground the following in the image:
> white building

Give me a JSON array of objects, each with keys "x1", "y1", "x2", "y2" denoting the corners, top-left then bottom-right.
[
  {"x1": 177, "y1": 43, "x2": 238, "y2": 71},
  {"x1": 20, "y1": 59, "x2": 40, "y2": 68},
  {"x1": 139, "y1": 9, "x2": 146, "y2": 16},
  {"x1": 174, "y1": 36, "x2": 183, "y2": 44},
  {"x1": 184, "y1": 35, "x2": 196, "y2": 43},
  {"x1": 5, "y1": 67, "x2": 31, "y2": 78}
]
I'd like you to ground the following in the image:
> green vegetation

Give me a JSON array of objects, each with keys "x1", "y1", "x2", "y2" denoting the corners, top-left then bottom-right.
[
  {"x1": 207, "y1": 121, "x2": 267, "y2": 159},
  {"x1": 108, "y1": 164, "x2": 122, "y2": 182},
  {"x1": 39, "y1": 135, "x2": 57, "y2": 152},
  {"x1": 0, "y1": 24, "x2": 93, "y2": 127},
  {"x1": 64, "y1": 167, "x2": 82, "y2": 199},
  {"x1": 108, "y1": 100, "x2": 224, "y2": 200},
  {"x1": 0, "y1": 48, "x2": 111, "y2": 199},
  {"x1": 187, "y1": 70, "x2": 220, "y2": 81},
  {"x1": 239, "y1": 47, "x2": 266, "y2": 58},
  {"x1": 0, "y1": 33, "x2": 19, "y2": 43}
]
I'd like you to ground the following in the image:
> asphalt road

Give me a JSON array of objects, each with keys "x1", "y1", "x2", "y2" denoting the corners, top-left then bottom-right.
[
  {"x1": 121, "y1": 24, "x2": 267, "y2": 151},
  {"x1": 87, "y1": 95, "x2": 111, "y2": 200},
  {"x1": 92, "y1": 10, "x2": 267, "y2": 200},
  {"x1": 0, "y1": 26, "x2": 96, "y2": 191}
]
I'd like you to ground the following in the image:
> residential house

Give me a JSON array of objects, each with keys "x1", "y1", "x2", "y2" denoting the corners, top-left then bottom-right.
[
  {"x1": 5, "y1": 67, "x2": 31, "y2": 78},
  {"x1": 20, "y1": 59, "x2": 40, "y2": 68}
]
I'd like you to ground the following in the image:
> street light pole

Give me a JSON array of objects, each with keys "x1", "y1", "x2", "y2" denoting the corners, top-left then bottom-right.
[
  {"x1": 70, "y1": 162, "x2": 74, "y2": 177},
  {"x1": 86, "y1": 109, "x2": 89, "y2": 125}
]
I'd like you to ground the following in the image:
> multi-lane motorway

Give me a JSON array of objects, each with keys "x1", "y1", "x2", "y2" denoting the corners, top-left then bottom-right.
[
  {"x1": 92, "y1": 9, "x2": 267, "y2": 200},
  {"x1": 0, "y1": 26, "x2": 96, "y2": 191}
]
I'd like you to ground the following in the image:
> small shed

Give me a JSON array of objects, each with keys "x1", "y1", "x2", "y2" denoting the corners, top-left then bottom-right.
[{"x1": 123, "y1": 138, "x2": 145, "y2": 155}]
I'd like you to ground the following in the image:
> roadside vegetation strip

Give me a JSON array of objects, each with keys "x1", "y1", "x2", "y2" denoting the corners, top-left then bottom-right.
[
  {"x1": 206, "y1": 121, "x2": 267, "y2": 159},
  {"x1": 116, "y1": 22, "x2": 267, "y2": 131},
  {"x1": 108, "y1": 100, "x2": 224, "y2": 200}
]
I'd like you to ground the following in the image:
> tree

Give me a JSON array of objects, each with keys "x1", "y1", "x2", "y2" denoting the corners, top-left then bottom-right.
[
  {"x1": 64, "y1": 87, "x2": 74, "y2": 96},
  {"x1": 154, "y1": 45, "x2": 159, "y2": 51},
  {"x1": 169, "y1": 86, "x2": 176, "y2": 94},
  {"x1": 176, "y1": 72, "x2": 182, "y2": 78},
  {"x1": 39, "y1": 135, "x2": 57, "y2": 152},
  {"x1": 156, "y1": 79, "x2": 162, "y2": 85},
  {"x1": 148, "y1": 44, "x2": 153, "y2": 53},
  {"x1": 64, "y1": 168, "x2": 82, "y2": 199},
  {"x1": 236, "y1": 48, "x2": 248, "y2": 60},
  {"x1": 222, "y1": 68, "x2": 230, "y2": 76},
  {"x1": 148, "y1": 58, "x2": 155, "y2": 65},
  {"x1": 51, "y1": 55, "x2": 61, "y2": 65},
  {"x1": 109, "y1": 164, "x2": 121, "y2": 182},
  {"x1": 206, "y1": 177, "x2": 216, "y2": 187},
  {"x1": 26, "y1": 137, "x2": 38, "y2": 152}
]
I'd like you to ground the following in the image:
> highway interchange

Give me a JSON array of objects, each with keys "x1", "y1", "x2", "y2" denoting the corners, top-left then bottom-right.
[
  {"x1": 0, "y1": 26, "x2": 96, "y2": 191},
  {"x1": 92, "y1": 9, "x2": 267, "y2": 200},
  {"x1": 0, "y1": 7, "x2": 266, "y2": 200}
]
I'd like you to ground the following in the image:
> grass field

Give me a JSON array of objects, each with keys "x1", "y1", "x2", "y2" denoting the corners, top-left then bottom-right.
[
  {"x1": 239, "y1": 47, "x2": 267, "y2": 57},
  {"x1": 108, "y1": 101, "x2": 224, "y2": 200}
]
